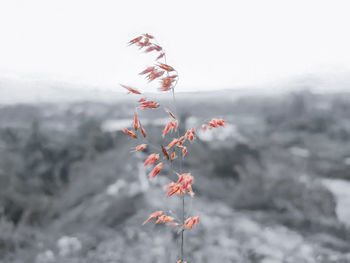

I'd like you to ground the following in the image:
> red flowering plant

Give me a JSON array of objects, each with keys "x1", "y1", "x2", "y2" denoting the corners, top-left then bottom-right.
[{"x1": 121, "y1": 33, "x2": 227, "y2": 262}]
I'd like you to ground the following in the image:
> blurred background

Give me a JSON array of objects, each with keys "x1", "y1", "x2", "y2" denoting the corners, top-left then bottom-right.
[{"x1": 1, "y1": 1, "x2": 350, "y2": 262}]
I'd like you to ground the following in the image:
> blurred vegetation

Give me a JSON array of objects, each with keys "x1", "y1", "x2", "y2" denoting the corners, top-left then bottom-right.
[{"x1": 1, "y1": 91, "x2": 350, "y2": 262}]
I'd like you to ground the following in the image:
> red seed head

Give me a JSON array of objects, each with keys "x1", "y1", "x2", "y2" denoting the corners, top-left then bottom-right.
[
  {"x1": 142, "y1": 210, "x2": 163, "y2": 225},
  {"x1": 144, "y1": 153, "x2": 160, "y2": 166},
  {"x1": 157, "y1": 63, "x2": 175, "y2": 72},
  {"x1": 156, "y1": 53, "x2": 165, "y2": 60},
  {"x1": 139, "y1": 121, "x2": 146, "y2": 137},
  {"x1": 161, "y1": 146, "x2": 170, "y2": 160},
  {"x1": 122, "y1": 127, "x2": 137, "y2": 139},
  {"x1": 128, "y1": 36, "x2": 142, "y2": 45},
  {"x1": 120, "y1": 84, "x2": 141, "y2": 95},
  {"x1": 139, "y1": 66, "x2": 155, "y2": 75},
  {"x1": 133, "y1": 112, "x2": 139, "y2": 130},
  {"x1": 149, "y1": 162, "x2": 163, "y2": 179},
  {"x1": 143, "y1": 33, "x2": 154, "y2": 39}
]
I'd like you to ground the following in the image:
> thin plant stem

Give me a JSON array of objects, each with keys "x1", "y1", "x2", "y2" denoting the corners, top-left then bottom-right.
[
  {"x1": 181, "y1": 194, "x2": 185, "y2": 261},
  {"x1": 158, "y1": 40, "x2": 185, "y2": 261},
  {"x1": 170, "y1": 81, "x2": 185, "y2": 262},
  {"x1": 153, "y1": 36, "x2": 185, "y2": 260}
]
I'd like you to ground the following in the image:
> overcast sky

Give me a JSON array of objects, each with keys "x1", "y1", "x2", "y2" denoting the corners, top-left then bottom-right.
[{"x1": 0, "y1": 0, "x2": 350, "y2": 92}]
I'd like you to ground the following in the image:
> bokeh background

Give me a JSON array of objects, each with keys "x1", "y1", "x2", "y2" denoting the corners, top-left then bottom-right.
[
  {"x1": 2, "y1": 87, "x2": 350, "y2": 262},
  {"x1": 1, "y1": 1, "x2": 350, "y2": 262}
]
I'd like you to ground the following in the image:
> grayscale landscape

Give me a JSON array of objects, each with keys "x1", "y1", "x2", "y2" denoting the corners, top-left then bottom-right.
[
  {"x1": 1, "y1": 1, "x2": 350, "y2": 262},
  {"x1": 1, "y1": 75, "x2": 350, "y2": 262}
]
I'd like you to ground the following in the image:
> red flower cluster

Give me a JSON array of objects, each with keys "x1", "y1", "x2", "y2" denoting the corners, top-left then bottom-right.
[
  {"x1": 165, "y1": 173, "x2": 194, "y2": 198},
  {"x1": 142, "y1": 210, "x2": 163, "y2": 225},
  {"x1": 146, "y1": 69, "x2": 164, "y2": 82},
  {"x1": 121, "y1": 33, "x2": 227, "y2": 262},
  {"x1": 139, "y1": 98, "x2": 160, "y2": 109},
  {"x1": 181, "y1": 216, "x2": 199, "y2": 232},
  {"x1": 185, "y1": 128, "x2": 195, "y2": 142},
  {"x1": 142, "y1": 211, "x2": 178, "y2": 226},
  {"x1": 128, "y1": 34, "x2": 179, "y2": 93},
  {"x1": 207, "y1": 118, "x2": 227, "y2": 129},
  {"x1": 160, "y1": 75, "x2": 177, "y2": 91},
  {"x1": 162, "y1": 120, "x2": 178, "y2": 137}
]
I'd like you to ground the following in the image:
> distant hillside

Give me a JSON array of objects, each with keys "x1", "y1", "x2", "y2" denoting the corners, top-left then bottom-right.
[{"x1": 1, "y1": 71, "x2": 350, "y2": 105}]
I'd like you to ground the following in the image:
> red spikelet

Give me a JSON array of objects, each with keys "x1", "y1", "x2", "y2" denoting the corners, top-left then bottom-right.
[
  {"x1": 137, "y1": 41, "x2": 147, "y2": 49},
  {"x1": 177, "y1": 173, "x2": 194, "y2": 191},
  {"x1": 153, "y1": 44, "x2": 162, "y2": 51},
  {"x1": 139, "y1": 99, "x2": 160, "y2": 109},
  {"x1": 143, "y1": 33, "x2": 154, "y2": 39},
  {"x1": 171, "y1": 151, "x2": 176, "y2": 160},
  {"x1": 142, "y1": 211, "x2": 163, "y2": 225},
  {"x1": 187, "y1": 185, "x2": 194, "y2": 197},
  {"x1": 156, "y1": 53, "x2": 165, "y2": 60},
  {"x1": 121, "y1": 84, "x2": 141, "y2": 95},
  {"x1": 166, "y1": 183, "x2": 182, "y2": 197},
  {"x1": 156, "y1": 215, "x2": 176, "y2": 225},
  {"x1": 179, "y1": 215, "x2": 199, "y2": 233},
  {"x1": 145, "y1": 46, "x2": 157, "y2": 53},
  {"x1": 133, "y1": 112, "x2": 139, "y2": 131},
  {"x1": 208, "y1": 118, "x2": 227, "y2": 129},
  {"x1": 139, "y1": 121, "x2": 146, "y2": 137},
  {"x1": 149, "y1": 162, "x2": 163, "y2": 179},
  {"x1": 147, "y1": 70, "x2": 164, "y2": 81},
  {"x1": 139, "y1": 66, "x2": 155, "y2": 75},
  {"x1": 144, "y1": 153, "x2": 160, "y2": 166},
  {"x1": 159, "y1": 76, "x2": 176, "y2": 91},
  {"x1": 217, "y1": 119, "x2": 226, "y2": 126},
  {"x1": 166, "y1": 138, "x2": 180, "y2": 150},
  {"x1": 181, "y1": 146, "x2": 187, "y2": 156},
  {"x1": 185, "y1": 128, "x2": 195, "y2": 142},
  {"x1": 178, "y1": 136, "x2": 185, "y2": 146},
  {"x1": 161, "y1": 145, "x2": 170, "y2": 160},
  {"x1": 143, "y1": 37, "x2": 150, "y2": 46},
  {"x1": 162, "y1": 120, "x2": 178, "y2": 137},
  {"x1": 162, "y1": 122, "x2": 172, "y2": 137},
  {"x1": 122, "y1": 128, "x2": 137, "y2": 139},
  {"x1": 165, "y1": 108, "x2": 176, "y2": 119},
  {"x1": 157, "y1": 63, "x2": 175, "y2": 72},
  {"x1": 128, "y1": 36, "x2": 142, "y2": 45},
  {"x1": 166, "y1": 172, "x2": 194, "y2": 198},
  {"x1": 133, "y1": 144, "x2": 147, "y2": 152}
]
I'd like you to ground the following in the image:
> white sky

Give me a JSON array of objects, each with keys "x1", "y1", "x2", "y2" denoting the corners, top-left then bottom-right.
[{"x1": 0, "y1": 0, "x2": 350, "y2": 92}]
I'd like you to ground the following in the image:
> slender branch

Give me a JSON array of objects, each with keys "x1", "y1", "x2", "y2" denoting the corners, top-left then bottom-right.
[
  {"x1": 171, "y1": 87, "x2": 185, "y2": 261},
  {"x1": 170, "y1": 79, "x2": 185, "y2": 263}
]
